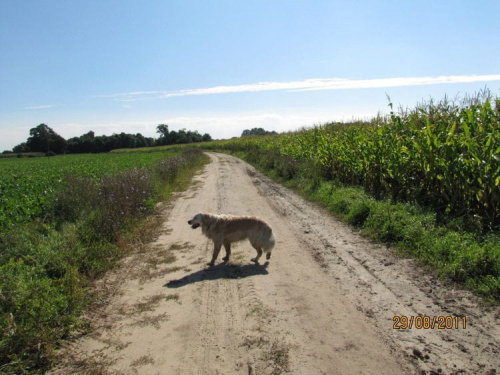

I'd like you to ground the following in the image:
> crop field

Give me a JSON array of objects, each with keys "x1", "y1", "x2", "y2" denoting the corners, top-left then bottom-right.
[
  {"x1": 0, "y1": 150, "x2": 179, "y2": 233},
  {"x1": 0, "y1": 148, "x2": 206, "y2": 372},
  {"x1": 205, "y1": 96, "x2": 500, "y2": 231}
]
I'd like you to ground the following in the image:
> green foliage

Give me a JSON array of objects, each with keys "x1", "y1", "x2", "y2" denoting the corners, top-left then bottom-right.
[
  {"x1": 66, "y1": 131, "x2": 156, "y2": 153},
  {"x1": 241, "y1": 127, "x2": 277, "y2": 137},
  {"x1": 0, "y1": 224, "x2": 87, "y2": 372},
  {"x1": 0, "y1": 148, "x2": 206, "y2": 372},
  {"x1": 0, "y1": 151, "x2": 179, "y2": 234},
  {"x1": 203, "y1": 93, "x2": 500, "y2": 231},
  {"x1": 155, "y1": 124, "x2": 211, "y2": 146},
  {"x1": 26, "y1": 124, "x2": 67, "y2": 155},
  {"x1": 311, "y1": 182, "x2": 500, "y2": 300},
  {"x1": 12, "y1": 123, "x2": 211, "y2": 154}
]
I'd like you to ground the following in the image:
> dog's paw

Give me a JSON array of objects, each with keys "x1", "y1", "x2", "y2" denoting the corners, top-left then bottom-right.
[
  {"x1": 250, "y1": 258, "x2": 260, "y2": 264},
  {"x1": 222, "y1": 256, "x2": 230, "y2": 262},
  {"x1": 266, "y1": 253, "x2": 271, "y2": 260},
  {"x1": 206, "y1": 262, "x2": 215, "y2": 267}
]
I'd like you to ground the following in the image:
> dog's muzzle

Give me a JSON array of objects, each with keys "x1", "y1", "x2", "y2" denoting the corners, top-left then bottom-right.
[{"x1": 188, "y1": 220, "x2": 200, "y2": 229}]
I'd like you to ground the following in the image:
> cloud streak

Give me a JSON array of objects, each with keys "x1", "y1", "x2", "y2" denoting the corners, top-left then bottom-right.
[
  {"x1": 26, "y1": 104, "x2": 55, "y2": 110},
  {"x1": 107, "y1": 74, "x2": 500, "y2": 102}
]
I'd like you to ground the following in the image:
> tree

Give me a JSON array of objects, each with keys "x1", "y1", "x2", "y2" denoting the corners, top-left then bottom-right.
[
  {"x1": 154, "y1": 124, "x2": 212, "y2": 146},
  {"x1": 156, "y1": 124, "x2": 169, "y2": 137},
  {"x1": 135, "y1": 133, "x2": 148, "y2": 148},
  {"x1": 26, "y1": 124, "x2": 67, "y2": 154},
  {"x1": 12, "y1": 142, "x2": 28, "y2": 153},
  {"x1": 241, "y1": 127, "x2": 277, "y2": 137}
]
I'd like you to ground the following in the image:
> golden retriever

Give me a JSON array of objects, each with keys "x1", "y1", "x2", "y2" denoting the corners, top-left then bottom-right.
[{"x1": 188, "y1": 213, "x2": 275, "y2": 266}]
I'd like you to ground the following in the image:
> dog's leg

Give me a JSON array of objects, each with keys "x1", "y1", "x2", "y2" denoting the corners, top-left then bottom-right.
[
  {"x1": 222, "y1": 242, "x2": 231, "y2": 262},
  {"x1": 208, "y1": 242, "x2": 222, "y2": 266},
  {"x1": 251, "y1": 248, "x2": 263, "y2": 264}
]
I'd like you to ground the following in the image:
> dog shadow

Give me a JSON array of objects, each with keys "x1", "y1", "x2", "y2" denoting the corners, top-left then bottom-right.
[{"x1": 164, "y1": 262, "x2": 269, "y2": 288}]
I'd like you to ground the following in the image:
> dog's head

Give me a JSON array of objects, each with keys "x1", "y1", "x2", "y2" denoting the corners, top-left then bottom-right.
[{"x1": 188, "y1": 213, "x2": 204, "y2": 229}]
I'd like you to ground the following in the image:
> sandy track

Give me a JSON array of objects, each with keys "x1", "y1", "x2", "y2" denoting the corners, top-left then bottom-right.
[{"x1": 52, "y1": 153, "x2": 499, "y2": 374}]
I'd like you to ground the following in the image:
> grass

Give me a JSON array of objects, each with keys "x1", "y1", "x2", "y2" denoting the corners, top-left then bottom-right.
[
  {"x1": 310, "y1": 182, "x2": 500, "y2": 299},
  {"x1": 0, "y1": 148, "x2": 208, "y2": 373}
]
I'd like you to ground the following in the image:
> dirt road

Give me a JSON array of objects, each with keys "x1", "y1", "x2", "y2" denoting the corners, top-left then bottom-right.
[{"x1": 53, "y1": 153, "x2": 499, "y2": 374}]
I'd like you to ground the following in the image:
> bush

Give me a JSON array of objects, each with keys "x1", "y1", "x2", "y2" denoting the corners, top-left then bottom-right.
[{"x1": 95, "y1": 167, "x2": 154, "y2": 240}]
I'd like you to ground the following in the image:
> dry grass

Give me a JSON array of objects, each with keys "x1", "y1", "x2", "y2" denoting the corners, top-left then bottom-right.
[
  {"x1": 261, "y1": 338, "x2": 292, "y2": 374},
  {"x1": 131, "y1": 294, "x2": 165, "y2": 314},
  {"x1": 131, "y1": 355, "x2": 155, "y2": 367},
  {"x1": 241, "y1": 335, "x2": 270, "y2": 349},
  {"x1": 131, "y1": 312, "x2": 169, "y2": 330},
  {"x1": 169, "y1": 241, "x2": 195, "y2": 252}
]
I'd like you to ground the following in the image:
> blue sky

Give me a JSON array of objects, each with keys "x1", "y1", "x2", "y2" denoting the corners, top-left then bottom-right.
[{"x1": 1, "y1": 0, "x2": 499, "y2": 151}]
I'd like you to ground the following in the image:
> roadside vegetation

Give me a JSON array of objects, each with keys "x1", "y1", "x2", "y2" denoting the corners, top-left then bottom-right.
[
  {"x1": 0, "y1": 148, "x2": 207, "y2": 373},
  {"x1": 201, "y1": 92, "x2": 500, "y2": 301}
]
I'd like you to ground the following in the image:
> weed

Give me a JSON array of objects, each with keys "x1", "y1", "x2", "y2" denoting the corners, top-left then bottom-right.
[
  {"x1": 131, "y1": 294, "x2": 165, "y2": 314},
  {"x1": 131, "y1": 355, "x2": 155, "y2": 367},
  {"x1": 165, "y1": 293, "x2": 180, "y2": 302},
  {"x1": 261, "y1": 338, "x2": 291, "y2": 374},
  {"x1": 131, "y1": 312, "x2": 169, "y2": 329},
  {"x1": 241, "y1": 335, "x2": 270, "y2": 349}
]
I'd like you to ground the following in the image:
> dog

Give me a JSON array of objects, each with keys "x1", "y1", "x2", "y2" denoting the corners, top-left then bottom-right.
[{"x1": 187, "y1": 213, "x2": 275, "y2": 266}]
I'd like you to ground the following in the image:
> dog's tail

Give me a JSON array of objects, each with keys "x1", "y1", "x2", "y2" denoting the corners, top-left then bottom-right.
[{"x1": 263, "y1": 231, "x2": 275, "y2": 260}]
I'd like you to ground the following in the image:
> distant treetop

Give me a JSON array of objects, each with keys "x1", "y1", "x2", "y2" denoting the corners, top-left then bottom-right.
[
  {"x1": 241, "y1": 128, "x2": 277, "y2": 137},
  {"x1": 9, "y1": 123, "x2": 212, "y2": 154}
]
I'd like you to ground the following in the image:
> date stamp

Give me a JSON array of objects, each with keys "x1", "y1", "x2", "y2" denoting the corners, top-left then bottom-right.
[{"x1": 393, "y1": 315, "x2": 467, "y2": 330}]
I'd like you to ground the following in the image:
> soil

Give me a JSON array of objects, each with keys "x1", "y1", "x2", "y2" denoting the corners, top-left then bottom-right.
[{"x1": 51, "y1": 152, "x2": 500, "y2": 375}]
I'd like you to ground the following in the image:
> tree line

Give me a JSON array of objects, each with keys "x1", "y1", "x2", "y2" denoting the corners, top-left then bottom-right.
[
  {"x1": 241, "y1": 127, "x2": 277, "y2": 137},
  {"x1": 9, "y1": 124, "x2": 212, "y2": 154}
]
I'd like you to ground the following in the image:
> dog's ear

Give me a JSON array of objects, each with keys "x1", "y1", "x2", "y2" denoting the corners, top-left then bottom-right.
[{"x1": 201, "y1": 213, "x2": 211, "y2": 226}]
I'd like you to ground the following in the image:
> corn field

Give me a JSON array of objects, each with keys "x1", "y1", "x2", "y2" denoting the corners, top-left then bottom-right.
[{"x1": 208, "y1": 95, "x2": 500, "y2": 231}]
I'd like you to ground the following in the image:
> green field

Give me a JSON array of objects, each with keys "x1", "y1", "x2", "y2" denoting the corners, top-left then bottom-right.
[
  {"x1": 0, "y1": 148, "x2": 206, "y2": 373},
  {"x1": 0, "y1": 151, "x2": 180, "y2": 233}
]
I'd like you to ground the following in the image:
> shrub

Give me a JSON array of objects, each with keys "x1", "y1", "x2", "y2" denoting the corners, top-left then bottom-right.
[{"x1": 95, "y1": 167, "x2": 154, "y2": 240}]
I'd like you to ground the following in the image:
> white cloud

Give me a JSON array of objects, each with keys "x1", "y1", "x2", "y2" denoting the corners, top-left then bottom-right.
[
  {"x1": 104, "y1": 74, "x2": 500, "y2": 102},
  {"x1": 292, "y1": 75, "x2": 500, "y2": 92},
  {"x1": 25, "y1": 104, "x2": 55, "y2": 110}
]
